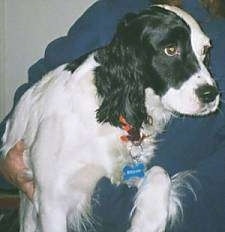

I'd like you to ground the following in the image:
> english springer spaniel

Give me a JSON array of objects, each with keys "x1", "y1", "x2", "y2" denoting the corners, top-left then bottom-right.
[{"x1": 1, "y1": 5, "x2": 219, "y2": 232}]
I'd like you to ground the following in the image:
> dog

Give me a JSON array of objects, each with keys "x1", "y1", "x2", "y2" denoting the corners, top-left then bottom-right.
[{"x1": 1, "y1": 5, "x2": 219, "y2": 232}]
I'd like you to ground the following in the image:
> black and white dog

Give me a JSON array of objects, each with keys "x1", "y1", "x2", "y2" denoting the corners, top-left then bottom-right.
[{"x1": 1, "y1": 5, "x2": 219, "y2": 232}]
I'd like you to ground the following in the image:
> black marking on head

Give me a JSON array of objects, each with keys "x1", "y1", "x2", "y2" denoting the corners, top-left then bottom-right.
[{"x1": 94, "y1": 6, "x2": 200, "y2": 129}]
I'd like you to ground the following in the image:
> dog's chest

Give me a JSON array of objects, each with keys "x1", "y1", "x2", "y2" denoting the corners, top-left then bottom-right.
[{"x1": 95, "y1": 124, "x2": 157, "y2": 184}]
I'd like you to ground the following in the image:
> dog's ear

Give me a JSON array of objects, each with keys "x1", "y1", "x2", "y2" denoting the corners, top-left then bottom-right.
[{"x1": 94, "y1": 14, "x2": 151, "y2": 130}]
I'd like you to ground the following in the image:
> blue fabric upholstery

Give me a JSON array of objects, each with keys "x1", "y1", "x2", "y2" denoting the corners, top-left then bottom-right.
[{"x1": 1, "y1": 0, "x2": 224, "y2": 231}]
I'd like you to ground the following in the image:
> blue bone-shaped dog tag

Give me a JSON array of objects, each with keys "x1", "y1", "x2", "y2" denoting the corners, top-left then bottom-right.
[{"x1": 123, "y1": 162, "x2": 145, "y2": 181}]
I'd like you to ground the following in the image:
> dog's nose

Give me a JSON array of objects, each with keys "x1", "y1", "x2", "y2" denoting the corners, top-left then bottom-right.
[{"x1": 195, "y1": 85, "x2": 219, "y2": 103}]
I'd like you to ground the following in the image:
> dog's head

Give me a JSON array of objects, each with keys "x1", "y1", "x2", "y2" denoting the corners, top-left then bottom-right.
[{"x1": 95, "y1": 5, "x2": 219, "y2": 129}]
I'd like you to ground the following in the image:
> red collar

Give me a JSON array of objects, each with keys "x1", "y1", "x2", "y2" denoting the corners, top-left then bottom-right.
[{"x1": 119, "y1": 115, "x2": 148, "y2": 145}]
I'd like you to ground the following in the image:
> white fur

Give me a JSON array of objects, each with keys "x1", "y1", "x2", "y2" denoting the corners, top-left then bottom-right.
[
  {"x1": 0, "y1": 6, "x2": 219, "y2": 232},
  {"x1": 129, "y1": 167, "x2": 171, "y2": 232}
]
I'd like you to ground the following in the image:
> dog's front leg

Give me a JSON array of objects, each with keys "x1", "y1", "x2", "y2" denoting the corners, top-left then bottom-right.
[
  {"x1": 129, "y1": 166, "x2": 171, "y2": 232},
  {"x1": 38, "y1": 196, "x2": 67, "y2": 232}
]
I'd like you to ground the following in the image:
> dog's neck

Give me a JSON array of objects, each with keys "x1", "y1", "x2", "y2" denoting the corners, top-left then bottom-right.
[
  {"x1": 117, "y1": 88, "x2": 172, "y2": 165},
  {"x1": 118, "y1": 87, "x2": 172, "y2": 145},
  {"x1": 143, "y1": 88, "x2": 172, "y2": 136}
]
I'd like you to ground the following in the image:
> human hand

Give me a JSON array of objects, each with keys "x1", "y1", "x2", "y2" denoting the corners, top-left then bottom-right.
[{"x1": 0, "y1": 141, "x2": 34, "y2": 200}]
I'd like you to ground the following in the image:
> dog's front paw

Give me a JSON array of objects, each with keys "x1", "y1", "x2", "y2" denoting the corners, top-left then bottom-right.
[{"x1": 129, "y1": 166, "x2": 171, "y2": 232}]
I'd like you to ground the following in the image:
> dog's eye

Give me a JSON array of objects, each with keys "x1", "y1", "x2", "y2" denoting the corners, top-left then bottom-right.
[{"x1": 164, "y1": 45, "x2": 180, "y2": 56}]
